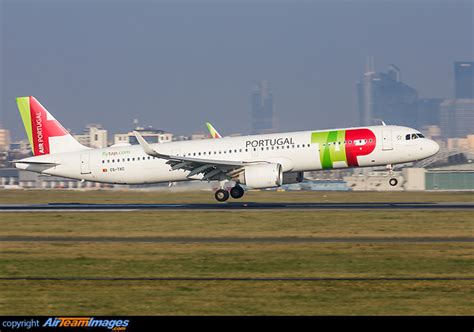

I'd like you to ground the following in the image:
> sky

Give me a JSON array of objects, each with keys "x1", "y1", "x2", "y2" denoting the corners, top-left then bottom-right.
[{"x1": 1, "y1": 0, "x2": 472, "y2": 140}]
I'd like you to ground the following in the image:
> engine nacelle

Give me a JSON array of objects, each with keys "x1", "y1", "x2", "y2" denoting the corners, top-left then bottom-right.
[
  {"x1": 238, "y1": 163, "x2": 283, "y2": 189},
  {"x1": 282, "y1": 171, "x2": 304, "y2": 185}
]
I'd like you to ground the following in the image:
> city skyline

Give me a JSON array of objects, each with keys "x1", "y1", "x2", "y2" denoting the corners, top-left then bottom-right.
[{"x1": 1, "y1": 1, "x2": 472, "y2": 140}]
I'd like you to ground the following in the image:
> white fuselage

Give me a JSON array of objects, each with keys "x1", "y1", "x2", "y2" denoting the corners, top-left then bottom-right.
[{"x1": 16, "y1": 125, "x2": 439, "y2": 185}]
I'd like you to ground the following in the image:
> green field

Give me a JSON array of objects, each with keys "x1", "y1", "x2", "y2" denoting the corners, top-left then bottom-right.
[{"x1": 0, "y1": 190, "x2": 472, "y2": 315}]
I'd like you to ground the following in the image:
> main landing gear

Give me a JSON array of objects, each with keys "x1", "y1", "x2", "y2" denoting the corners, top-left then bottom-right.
[
  {"x1": 214, "y1": 185, "x2": 245, "y2": 202},
  {"x1": 386, "y1": 164, "x2": 398, "y2": 187}
]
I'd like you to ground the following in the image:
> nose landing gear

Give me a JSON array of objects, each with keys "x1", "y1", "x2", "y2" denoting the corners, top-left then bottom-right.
[
  {"x1": 386, "y1": 164, "x2": 398, "y2": 187},
  {"x1": 389, "y1": 178, "x2": 398, "y2": 186}
]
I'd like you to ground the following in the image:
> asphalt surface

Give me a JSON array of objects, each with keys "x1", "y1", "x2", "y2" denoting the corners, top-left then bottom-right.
[
  {"x1": 0, "y1": 235, "x2": 471, "y2": 243},
  {"x1": 0, "y1": 201, "x2": 473, "y2": 211}
]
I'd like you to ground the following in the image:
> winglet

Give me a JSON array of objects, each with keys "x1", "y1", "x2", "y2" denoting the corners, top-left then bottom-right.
[
  {"x1": 133, "y1": 131, "x2": 164, "y2": 158},
  {"x1": 206, "y1": 122, "x2": 222, "y2": 138}
]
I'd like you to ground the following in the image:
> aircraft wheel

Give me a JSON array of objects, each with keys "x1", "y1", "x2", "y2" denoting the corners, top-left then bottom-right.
[
  {"x1": 389, "y1": 178, "x2": 398, "y2": 187},
  {"x1": 215, "y1": 189, "x2": 230, "y2": 202},
  {"x1": 230, "y1": 185, "x2": 245, "y2": 199}
]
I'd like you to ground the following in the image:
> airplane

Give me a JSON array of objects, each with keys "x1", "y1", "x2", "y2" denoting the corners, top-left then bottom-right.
[{"x1": 14, "y1": 96, "x2": 440, "y2": 202}]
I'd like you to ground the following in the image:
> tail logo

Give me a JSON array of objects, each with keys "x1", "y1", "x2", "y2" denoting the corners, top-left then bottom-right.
[{"x1": 17, "y1": 96, "x2": 69, "y2": 156}]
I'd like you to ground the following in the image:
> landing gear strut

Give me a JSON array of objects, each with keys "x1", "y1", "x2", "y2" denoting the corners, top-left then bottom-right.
[
  {"x1": 230, "y1": 185, "x2": 245, "y2": 199},
  {"x1": 386, "y1": 164, "x2": 398, "y2": 187},
  {"x1": 215, "y1": 189, "x2": 229, "y2": 202}
]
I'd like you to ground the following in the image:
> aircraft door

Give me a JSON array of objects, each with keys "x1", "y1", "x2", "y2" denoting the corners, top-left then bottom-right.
[
  {"x1": 382, "y1": 128, "x2": 393, "y2": 151},
  {"x1": 80, "y1": 152, "x2": 92, "y2": 174}
]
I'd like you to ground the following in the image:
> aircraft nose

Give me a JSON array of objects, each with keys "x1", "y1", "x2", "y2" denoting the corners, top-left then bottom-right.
[{"x1": 426, "y1": 139, "x2": 440, "y2": 156}]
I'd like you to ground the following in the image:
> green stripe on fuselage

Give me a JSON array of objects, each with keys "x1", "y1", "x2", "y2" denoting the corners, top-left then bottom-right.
[
  {"x1": 16, "y1": 97, "x2": 33, "y2": 147},
  {"x1": 311, "y1": 130, "x2": 347, "y2": 169}
]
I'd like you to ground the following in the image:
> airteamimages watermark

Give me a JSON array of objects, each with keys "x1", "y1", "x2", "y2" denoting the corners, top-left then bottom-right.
[{"x1": 1, "y1": 317, "x2": 129, "y2": 331}]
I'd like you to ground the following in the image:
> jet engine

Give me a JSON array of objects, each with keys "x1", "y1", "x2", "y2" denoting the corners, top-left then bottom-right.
[{"x1": 238, "y1": 163, "x2": 283, "y2": 188}]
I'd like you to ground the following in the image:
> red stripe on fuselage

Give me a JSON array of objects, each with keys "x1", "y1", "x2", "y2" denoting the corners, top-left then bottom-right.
[
  {"x1": 345, "y1": 129, "x2": 376, "y2": 167},
  {"x1": 29, "y1": 97, "x2": 68, "y2": 155}
]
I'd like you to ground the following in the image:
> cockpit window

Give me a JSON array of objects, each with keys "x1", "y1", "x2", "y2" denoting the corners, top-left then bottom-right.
[
  {"x1": 417, "y1": 133, "x2": 425, "y2": 138},
  {"x1": 411, "y1": 133, "x2": 418, "y2": 140},
  {"x1": 405, "y1": 134, "x2": 411, "y2": 140}
]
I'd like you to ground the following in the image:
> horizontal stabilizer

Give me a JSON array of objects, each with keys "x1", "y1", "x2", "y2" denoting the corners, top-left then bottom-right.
[{"x1": 13, "y1": 160, "x2": 59, "y2": 166}]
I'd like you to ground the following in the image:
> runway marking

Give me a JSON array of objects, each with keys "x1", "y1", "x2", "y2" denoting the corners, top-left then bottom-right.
[
  {"x1": 1, "y1": 277, "x2": 472, "y2": 281},
  {"x1": 0, "y1": 236, "x2": 472, "y2": 243},
  {"x1": 0, "y1": 202, "x2": 473, "y2": 212}
]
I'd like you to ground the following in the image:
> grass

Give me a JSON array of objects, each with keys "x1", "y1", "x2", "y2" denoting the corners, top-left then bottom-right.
[
  {"x1": 0, "y1": 190, "x2": 472, "y2": 315},
  {"x1": 1, "y1": 280, "x2": 472, "y2": 315},
  {"x1": 0, "y1": 210, "x2": 472, "y2": 238}
]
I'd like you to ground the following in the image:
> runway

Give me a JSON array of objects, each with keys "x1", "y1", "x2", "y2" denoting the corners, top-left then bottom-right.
[
  {"x1": 0, "y1": 201, "x2": 473, "y2": 211},
  {"x1": 0, "y1": 235, "x2": 471, "y2": 243}
]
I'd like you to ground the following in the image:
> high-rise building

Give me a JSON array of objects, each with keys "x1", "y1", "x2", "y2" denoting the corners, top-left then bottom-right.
[
  {"x1": 251, "y1": 81, "x2": 276, "y2": 134},
  {"x1": 440, "y1": 99, "x2": 474, "y2": 138},
  {"x1": 416, "y1": 98, "x2": 442, "y2": 127},
  {"x1": 439, "y1": 61, "x2": 474, "y2": 138},
  {"x1": 454, "y1": 62, "x2": 474, "y2": 99},
  {"x1": 0, "y1": 127, "x2": 10, "y2": 152},
  {"x1": 357, "y1": 65, "x2": 418, "y2": 127}
]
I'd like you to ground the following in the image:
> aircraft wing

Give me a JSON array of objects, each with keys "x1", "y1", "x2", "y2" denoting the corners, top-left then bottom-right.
[{"x1": 134, "y1": 131, "x2": 251, "y2": 181}]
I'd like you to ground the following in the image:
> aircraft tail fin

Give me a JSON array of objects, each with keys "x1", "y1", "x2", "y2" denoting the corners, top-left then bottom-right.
[
  {"x1": 206, "y1": 122, "x2": 222, "y2": 138},
  {"x1": 16, "y1": 96, "x2": 89, "y2": 156}
]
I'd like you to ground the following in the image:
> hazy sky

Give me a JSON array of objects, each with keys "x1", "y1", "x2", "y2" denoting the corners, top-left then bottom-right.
[{"x1": 1, "y1": 0, "x2": 472, "y2": 140}]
